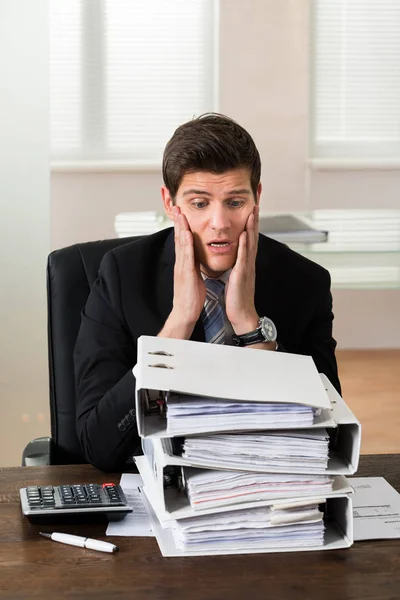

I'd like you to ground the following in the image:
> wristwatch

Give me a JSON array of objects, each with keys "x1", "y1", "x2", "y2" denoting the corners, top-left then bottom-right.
[{"x1": 232, "y1": 316, "x2": 277, "y2": 347}]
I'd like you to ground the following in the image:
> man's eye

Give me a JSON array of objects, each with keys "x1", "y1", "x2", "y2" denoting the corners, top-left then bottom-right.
[
  {"x1": 229, "y1": 199, "x2": 244, "y2": 208},
  {"x1": 192, "y1": 201, "x2": 208, "y2": 209}
]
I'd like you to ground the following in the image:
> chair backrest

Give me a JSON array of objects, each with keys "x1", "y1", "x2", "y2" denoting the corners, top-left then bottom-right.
[{"x1": 47, "y1": 236, "x2": 138, "y2": 464}]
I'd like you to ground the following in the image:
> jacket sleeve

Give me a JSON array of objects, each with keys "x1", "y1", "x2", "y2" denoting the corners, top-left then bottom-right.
[
  {"x1": 74, "y1": 250, "x2": 141, "y2": 471},
  {"x1": 300, "y1": 269, "x2": 342, "y2": 395}
]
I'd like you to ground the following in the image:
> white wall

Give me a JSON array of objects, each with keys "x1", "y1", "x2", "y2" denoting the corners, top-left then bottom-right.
[
  {"x1": 310, "y1": 168, "x2": 400, "y2": 210},
  {"x1": 51, "y1": 171, "x2": 162, "y2": 248},
  {"x1": 219, "y1": 0, "x2": 309, "y2": 213},
  {"x1": 0, "y1": 0, "x2": 50, "y2": 466}
]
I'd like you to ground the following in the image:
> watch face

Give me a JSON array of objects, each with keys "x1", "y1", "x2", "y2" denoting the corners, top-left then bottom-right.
[{"x1": 260, "y1": 317, "x2": 277, "y2": 342}]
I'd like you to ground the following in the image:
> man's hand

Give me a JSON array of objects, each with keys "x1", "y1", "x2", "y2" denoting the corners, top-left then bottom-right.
[
  {"x1": 158, "y1": 206, "x2": 206, "y2": 339},
  {"x1": 226, "y1": 205, "x2": 275, "y2": 351},
  {"x1": 225, "y1": 204, "x2": 259, "y2": 334}
]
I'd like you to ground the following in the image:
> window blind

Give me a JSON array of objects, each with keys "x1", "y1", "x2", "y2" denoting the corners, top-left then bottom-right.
[
  {"x1": 312, "y1": 0, "x2": 400, "y2": 159},
  {"x1": 50, "y1": 0, "x2": 217, "y2": 164}
]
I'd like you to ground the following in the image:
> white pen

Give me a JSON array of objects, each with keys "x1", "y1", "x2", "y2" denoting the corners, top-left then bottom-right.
[{"x1": 39, "y1": 532, "x2": 119, "y2": 553}]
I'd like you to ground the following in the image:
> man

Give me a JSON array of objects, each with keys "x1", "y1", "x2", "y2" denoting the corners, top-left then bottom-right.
[{"x1": 74, "y1": 113, "x2": 341, "y2": 472}]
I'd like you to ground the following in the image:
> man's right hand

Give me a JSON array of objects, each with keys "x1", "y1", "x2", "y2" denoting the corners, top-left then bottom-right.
[{"x1": 158, "y1": 206, "x2": 206, "y2": 339}]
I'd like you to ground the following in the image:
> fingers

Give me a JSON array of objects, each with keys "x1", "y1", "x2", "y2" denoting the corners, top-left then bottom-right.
[
  {"x1": 183, "y1": 228, "x2": 195, "y2": 267},
  {"x1": 172, "y1": 206, "x2": 181, "y2": 246},
  {"x1": 172, "y1": 209, "x2": 195, "y2": 272},
  {"x1": 245, "y1": 204, "x2": 259, "y2": 257},
  {"x1": 179, "y1": 215, "x2": 192, "y2": 263},
  {"x1": 173, "y1": 207, "x2": 190, "y2": 248},
  {"x1": 235, "y1": 230, "x2": 247, "y2": 269},
  {"x1": 254, "y1": 203, "x2": 259, "y2": 237}
]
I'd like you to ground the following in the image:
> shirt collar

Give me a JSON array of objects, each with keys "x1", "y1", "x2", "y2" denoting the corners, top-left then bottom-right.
[{"x1": 201, "y1": 268, "x2": 231, "y2": 284}]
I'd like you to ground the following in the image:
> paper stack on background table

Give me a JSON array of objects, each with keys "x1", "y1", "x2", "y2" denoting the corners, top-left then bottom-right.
[{"x1": 133, "y1": 336, "x2": 361, "y2": 556}]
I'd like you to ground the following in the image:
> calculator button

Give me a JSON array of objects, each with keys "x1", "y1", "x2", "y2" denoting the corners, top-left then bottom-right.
[
  {"x1": 27, "y1": 500, "x2": 41, "y2": 506},
  {"x1": 103, "y1": 484, "x2": 123, "y2": 504}
]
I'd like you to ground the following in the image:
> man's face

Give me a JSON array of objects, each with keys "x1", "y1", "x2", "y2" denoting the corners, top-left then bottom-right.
[{"x1": 162, "y1": 168, "x2": 261, "y2": 277}]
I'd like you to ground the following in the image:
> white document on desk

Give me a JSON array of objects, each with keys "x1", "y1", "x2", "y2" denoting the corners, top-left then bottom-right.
[
  {"x1": 349, "y1": 476, "x2": 400, "y2": 540},
  {"x1": 106, "y1": 473, "x2": 154, "y2": 537}
]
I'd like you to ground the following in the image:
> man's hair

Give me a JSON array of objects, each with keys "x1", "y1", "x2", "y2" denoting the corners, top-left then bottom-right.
[{"x1": 162, "y1": 113, "x2": 261, "y2": 199}]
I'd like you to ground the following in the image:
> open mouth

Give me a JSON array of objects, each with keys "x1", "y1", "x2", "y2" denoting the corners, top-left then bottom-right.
[{"x1": 206, "y1": 240, "x2": 233, "y2": 255}]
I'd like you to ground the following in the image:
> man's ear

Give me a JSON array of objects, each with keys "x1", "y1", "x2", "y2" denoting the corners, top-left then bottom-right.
[
  {"x1": 161, "y1": 186, "x2": 175, "y2": 219},
  {"x1": 256, "y1": 182, "x2": 262, "y2": 204}
]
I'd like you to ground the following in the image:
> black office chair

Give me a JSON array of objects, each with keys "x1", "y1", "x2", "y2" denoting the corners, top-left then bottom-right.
[{"x1": 22, "y1": 236, "x2": 138, "y2": 466}]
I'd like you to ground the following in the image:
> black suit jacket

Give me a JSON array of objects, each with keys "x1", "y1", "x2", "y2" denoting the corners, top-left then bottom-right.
[{"x1": 74, "y1": 228, "x2": 341, "y2": 471}]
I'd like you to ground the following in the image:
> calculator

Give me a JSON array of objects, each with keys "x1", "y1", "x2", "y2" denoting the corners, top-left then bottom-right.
[{"x1": 20, "y1": 482, "x2": 133, "y2": 523}]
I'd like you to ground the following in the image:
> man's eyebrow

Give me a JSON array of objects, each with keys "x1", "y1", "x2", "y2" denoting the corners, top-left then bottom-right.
[
  {"x1": 182, "y1": 189, "x2": 212, "y2": 196},
  {"x1": 182, "y1": 188, "x2": 251, "y2": 197},
  {"x1": 224, "y1": 189, "x2": 252, "y2": 196}
]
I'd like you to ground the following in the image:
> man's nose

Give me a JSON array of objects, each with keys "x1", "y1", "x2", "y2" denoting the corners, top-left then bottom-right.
[{"x1": 209, "y1": 205, "x2": 230, "y2": 230}]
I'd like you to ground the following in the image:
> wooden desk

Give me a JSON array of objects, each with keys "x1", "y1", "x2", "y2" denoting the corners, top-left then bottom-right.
[{"x1": 1, "y1": 455, "x2": 400, "y2": 600}]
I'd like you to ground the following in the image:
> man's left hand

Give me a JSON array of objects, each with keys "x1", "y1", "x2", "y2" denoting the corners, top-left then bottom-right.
[{"x1": 225, "y1": 204, "x2": 260, "y2": 335}]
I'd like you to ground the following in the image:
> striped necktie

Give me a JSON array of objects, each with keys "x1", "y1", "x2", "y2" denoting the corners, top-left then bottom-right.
[{"x1": 202, "y1": 278, "x2": 226, "y2": 344}]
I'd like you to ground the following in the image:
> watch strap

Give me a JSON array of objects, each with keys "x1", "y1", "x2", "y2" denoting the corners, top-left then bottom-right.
[
  {"x1": 231, "y1": 317, "x2": 277, "y2": 347},
  {"x1": 232, "y1": 328, "x2": 265, "y2": 347}
]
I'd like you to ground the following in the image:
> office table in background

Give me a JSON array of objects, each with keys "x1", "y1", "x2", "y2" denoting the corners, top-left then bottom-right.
[{"x1": 1, "y1": 454, "x2": 400, "y2": 600}]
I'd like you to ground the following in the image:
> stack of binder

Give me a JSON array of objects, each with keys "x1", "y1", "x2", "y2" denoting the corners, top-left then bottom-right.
[{"x1": 133, "y1": 336, "x2": 361, "y2": 556}]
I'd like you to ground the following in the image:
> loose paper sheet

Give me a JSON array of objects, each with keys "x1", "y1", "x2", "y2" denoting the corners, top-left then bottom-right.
[
  {"x1": 349, "y1": 476, "x2": 400, "y2": 540},
  {"x1": 106, "y1": 473, "x2": 154, "y2": 537}
]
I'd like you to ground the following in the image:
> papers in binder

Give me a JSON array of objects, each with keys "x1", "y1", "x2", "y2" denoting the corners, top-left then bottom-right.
[
  {"x1": 183, "y1": 468, "x2": 334, "y2": 510},
  {"x1": 181, "y1": 429, "x2": 330, "y2": 472},
  {"x1": 171, "y1": 504, "x2": 325, "y2": 552},
  {"x1": 134, "y1": 336, "x2": 334, "y2": 438},
  {"x1": 166, "y1": 396, "x2": 318, "y2": 435},
  {"x1": 135, "y1": 455, "x2": 352, "y2": 521},
  {"x1": 140, "y1": 490, "x2": 353, "y2": 556}
]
